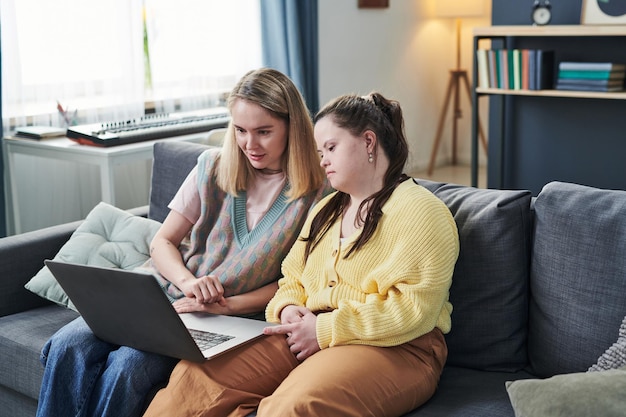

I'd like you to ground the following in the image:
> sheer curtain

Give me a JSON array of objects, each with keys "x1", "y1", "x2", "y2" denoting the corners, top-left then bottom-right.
[
  {"x1": 0, "y1": 0, "x2": 145, "y2": 135},
  {"x1": 0, "y1": 0, "x2": 146, "y2": 234},
  {"x1": 0, "y1": 0, "x2": 262, "y2": 134},
  {"x1": 144, "y1": 0, "x2": 261, "y2": 113}
]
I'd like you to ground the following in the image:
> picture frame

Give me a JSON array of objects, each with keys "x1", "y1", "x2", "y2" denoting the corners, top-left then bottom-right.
[
  {"x1": 358, "y1": 0, "x2": 389, "y2": 8},
  {"x1": 581, "y1": 0, "x2": 626, "y2": 24}
]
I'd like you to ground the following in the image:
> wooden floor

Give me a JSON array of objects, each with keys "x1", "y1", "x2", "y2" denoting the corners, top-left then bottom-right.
[{"x1": 411, "y1": 164, "x2": 487, "y2": 189}]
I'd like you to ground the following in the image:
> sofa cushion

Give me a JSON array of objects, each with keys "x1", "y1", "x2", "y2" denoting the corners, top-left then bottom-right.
[
  {"x1": 405, "y1": 366, "x2": 534, "y2": 417},
  {"x1": 0, "y1": 305, "x2": 78, "y2": 400},
  {"x1": 414, "y1": 179, "x2": 533, "y2": 372},
  {"x1": 24, "y1": 202, "x2": 161, "y2": 310},
  {"x1": 528, "y1": 181, "x2": 626, "y2": 377},
  {"x1": 506, "y1": 366, "x2": 626, "y2": 417},
  {"x1": 149, "y1": 141, "x2": 211, "y2": 223}
]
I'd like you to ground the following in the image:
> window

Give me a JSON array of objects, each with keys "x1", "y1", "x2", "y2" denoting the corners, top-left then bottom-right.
[{"x1": 0, "y1": 0, "x2": 261, "y2": 135}]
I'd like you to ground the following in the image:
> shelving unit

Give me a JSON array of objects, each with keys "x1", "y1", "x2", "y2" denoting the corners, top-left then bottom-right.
[
  {"x1": 470, "y1": 25, "x2": 626, "y2": 188},
  {"x1": 475, "y1": 24, "x2": 626, "y2": 37},
  {"x1": 475, "y1": 87, "x2": 626, "y2": 100}
]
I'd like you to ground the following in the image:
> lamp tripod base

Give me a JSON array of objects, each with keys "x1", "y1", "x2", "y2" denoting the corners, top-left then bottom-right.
[{"x1": 427, "y1": 69, "x2": 487, "y2": 177}]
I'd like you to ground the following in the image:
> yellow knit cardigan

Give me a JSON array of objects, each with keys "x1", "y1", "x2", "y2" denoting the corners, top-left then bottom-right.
[{"x1": 265, "y1": 179, "x2": 460, "y2": 350}]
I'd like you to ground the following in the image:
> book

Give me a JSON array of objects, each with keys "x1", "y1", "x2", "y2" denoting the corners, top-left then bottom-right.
[
  {"x1": 555, "y1": 83, "x2": 624, "y2": 92},
  {"x1": 487, "y1": 50, "x2": 498, "y2": 88},
  {"x1": 528, "y1": 50, "x2": 537, "y2": 90},
  {"x1": 557, "y1": 70, "x2": 625, "y2": 80},
  {"x1": 522, "y1": 49, "x2": 530, "y2": 90},
  {"x1": 15, "y1": 126, "x2": 66, "y2": 140},
  {"x1": 556, "y1": 78, "x2": 624, "y2": 87},
  {"x1": 476, "y1": 49, "x2": 490, "y2": 89},
  {"x1": 494, "y1": 49, "x2": 501, "y2": 88},
  {"x1": 512, "y1": 49, "x2": 521, "y2": 90},
  {"x1": 535, "y1": 50, "x2": 555, "y2": 90},
  {"x1": 558, "y1": 62, "x2": 626, "y2": 72},
  {"x1": 507, "y1": 49, "x2": 515, "y2": 89},
  {"x1": 499, "y1": 49, "x2": 509, "y2": 89}
]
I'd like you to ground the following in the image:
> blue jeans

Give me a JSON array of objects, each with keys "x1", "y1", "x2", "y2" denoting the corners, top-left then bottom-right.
[{"x1": 36, "y1": 317, "x2": 179, "y2": 417}]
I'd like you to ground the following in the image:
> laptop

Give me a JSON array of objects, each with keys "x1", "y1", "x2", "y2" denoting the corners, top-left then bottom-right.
[{"x1": 45, "y1": 260, "x2": 273, "y2": 363}]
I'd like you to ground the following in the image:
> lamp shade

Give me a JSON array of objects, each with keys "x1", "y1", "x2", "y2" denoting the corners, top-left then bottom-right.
[{"x1": 435, "y1": 0, "x2": 485, "y2": 18}]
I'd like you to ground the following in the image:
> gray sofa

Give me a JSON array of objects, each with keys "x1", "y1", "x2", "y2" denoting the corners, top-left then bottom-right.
[{"x1": 1, "y1": 140, "x2": 625, "y2": 417}]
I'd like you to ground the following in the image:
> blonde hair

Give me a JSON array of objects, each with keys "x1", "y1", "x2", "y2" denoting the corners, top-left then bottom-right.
[{"x1": 217, "y1": 68, "x2": 324, "y2": 200}]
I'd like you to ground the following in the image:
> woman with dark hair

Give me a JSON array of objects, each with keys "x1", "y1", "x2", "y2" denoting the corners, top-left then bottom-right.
[
  {"x1": 35, "y1": 68, "x2": 331, "y2": 417},
  {"x1": 143, "y1": 92, "x2": 460, "y2": 417}
]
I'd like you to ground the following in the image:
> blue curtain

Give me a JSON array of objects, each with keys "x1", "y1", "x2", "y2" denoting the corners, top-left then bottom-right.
[{"x1": 260, "y1": 0, "x2": 319, "y2": 113}]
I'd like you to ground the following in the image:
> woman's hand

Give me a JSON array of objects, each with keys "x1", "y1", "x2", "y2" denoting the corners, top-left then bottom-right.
[
  {"x1": 280, "y1": 304, "x2": 311, "y2": 324},
  {"x1": 172, "y1": 296, "x2": 228, "y2": 314},
  {"x1": 179, "y1": 275, "x2": 227, "y2": 306},
  {"x1": 174, "y1": 281, "x2": 279, "y2": 316},
  {"x1": 264, "y1": 309, "x2": 320, "y2": 361}
]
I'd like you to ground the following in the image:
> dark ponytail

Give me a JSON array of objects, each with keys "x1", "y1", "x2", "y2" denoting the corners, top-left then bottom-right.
[{"x1": 303, "y1": 92, "x2": 409, "y2": 260}]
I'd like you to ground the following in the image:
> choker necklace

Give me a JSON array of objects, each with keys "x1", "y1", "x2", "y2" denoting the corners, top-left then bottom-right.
[{"x1": 259, "y1": 167, "x2": 283, "y2": 175}]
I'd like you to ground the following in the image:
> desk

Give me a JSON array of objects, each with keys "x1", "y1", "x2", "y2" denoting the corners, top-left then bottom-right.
[{"x1": 3, "y1": 133, "x2": 212, "y2": 235}]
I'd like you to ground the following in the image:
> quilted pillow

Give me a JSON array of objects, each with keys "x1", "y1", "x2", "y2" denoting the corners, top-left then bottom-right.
[
  {"x1": 506, "y1": 366, "x2": 626, "y2": 417},
  {"x1": 414, "y1": 179, "x2": 533, "y2": 372},
  {"x1": 25, "y1": 202, "x2": 161, "y2": 311}
]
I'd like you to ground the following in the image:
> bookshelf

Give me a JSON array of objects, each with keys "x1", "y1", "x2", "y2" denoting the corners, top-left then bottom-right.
[
  {"x1": 475, "y1": 88, "x2": 626, "y2": 100},
  {"x1": 474, "y1": 25, "x2": 626, "y2": 37},
  {"x1": 470, "y1": 25, "x2": 626, "y2": 188}
]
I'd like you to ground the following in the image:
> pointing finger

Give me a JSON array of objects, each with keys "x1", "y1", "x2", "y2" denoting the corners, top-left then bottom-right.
[{"x1": 263, "y1": 323, "x2": 293, "y2": 335}]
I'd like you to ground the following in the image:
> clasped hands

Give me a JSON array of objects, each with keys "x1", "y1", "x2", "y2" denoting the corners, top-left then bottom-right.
[
  {"x1": 263, "y1": 305, "x2": 321, "y2": 361},
  {"x1": 173, "y1": 275, "x2": 227, "y2": 314}
]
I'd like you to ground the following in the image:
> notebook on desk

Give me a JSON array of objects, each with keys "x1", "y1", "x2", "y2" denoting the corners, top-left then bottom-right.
[{"x1": 45, "y1": 260, "x2": 271, "y2": 362}]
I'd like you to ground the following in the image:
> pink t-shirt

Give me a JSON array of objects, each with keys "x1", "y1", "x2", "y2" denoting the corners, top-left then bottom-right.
[{"x1": 169, "y1": 166, "x2": 286, "y2": 231}]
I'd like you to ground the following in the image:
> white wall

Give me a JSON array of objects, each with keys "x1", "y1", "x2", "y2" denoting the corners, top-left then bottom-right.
[{"x1": 318, "y1": 0, "x2": 491, "y2": 174}]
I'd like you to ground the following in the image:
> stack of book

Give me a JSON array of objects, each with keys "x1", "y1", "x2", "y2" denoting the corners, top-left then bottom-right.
[
  {"x1": 476, "y1": 49, "x2": 555, "y2": 91},
  {"x1": 14, "y1": 125, "x2": 66, "y2": 140},
  {"x1": 555, "y1": 62, "x2": 626, "y2": 92}
]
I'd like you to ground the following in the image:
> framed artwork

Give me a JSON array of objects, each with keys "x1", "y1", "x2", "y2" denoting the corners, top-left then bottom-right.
[
  {"x1": 581, "y1": 0, "x2": 626, "y2": 24},
  {"x1": 358, "y1": 0, "x2": 389, "y2": 8}
]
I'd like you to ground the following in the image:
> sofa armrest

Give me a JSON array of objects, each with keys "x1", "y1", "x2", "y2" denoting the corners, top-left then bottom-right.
[
  {"x1": 0, "y1": 204, "x2": 150, "y2": 318},
  {"x1": 0, "y1": 220, "x2": 84, "y2": 317}
]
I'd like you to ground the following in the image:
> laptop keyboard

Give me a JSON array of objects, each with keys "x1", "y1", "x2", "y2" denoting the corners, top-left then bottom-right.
[{"x1": 188, "y1": 328, "x2": 235, "y2": 350}]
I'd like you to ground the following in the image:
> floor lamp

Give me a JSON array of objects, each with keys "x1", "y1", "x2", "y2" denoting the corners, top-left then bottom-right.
[{"x1": 427, "y1": 0, "x2": 488, "y2": 176}]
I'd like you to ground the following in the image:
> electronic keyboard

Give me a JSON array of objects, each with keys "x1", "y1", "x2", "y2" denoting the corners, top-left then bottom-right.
[{"x1": 66, "y1": 107, "x2": 230, "y2": 147}]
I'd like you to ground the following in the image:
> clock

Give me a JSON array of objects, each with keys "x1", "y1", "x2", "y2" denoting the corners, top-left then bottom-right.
[{"x1": 531, "y1": 0, "x2": 552, "y2": 26}]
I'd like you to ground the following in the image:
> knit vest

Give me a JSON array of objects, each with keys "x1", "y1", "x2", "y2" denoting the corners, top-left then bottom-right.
[{"x1": 152, "y1": 149, "x2": 329, "y2": 302}]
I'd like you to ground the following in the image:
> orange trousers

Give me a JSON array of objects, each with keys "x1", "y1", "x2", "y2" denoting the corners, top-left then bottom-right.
[{"x1": 143, "y1": 328, "x2": 447, "y2": 417}]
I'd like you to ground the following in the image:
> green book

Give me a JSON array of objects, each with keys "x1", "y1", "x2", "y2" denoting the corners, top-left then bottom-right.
[{"x1": 558, "y1": 70, "x2": 625, "y2": 80}]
